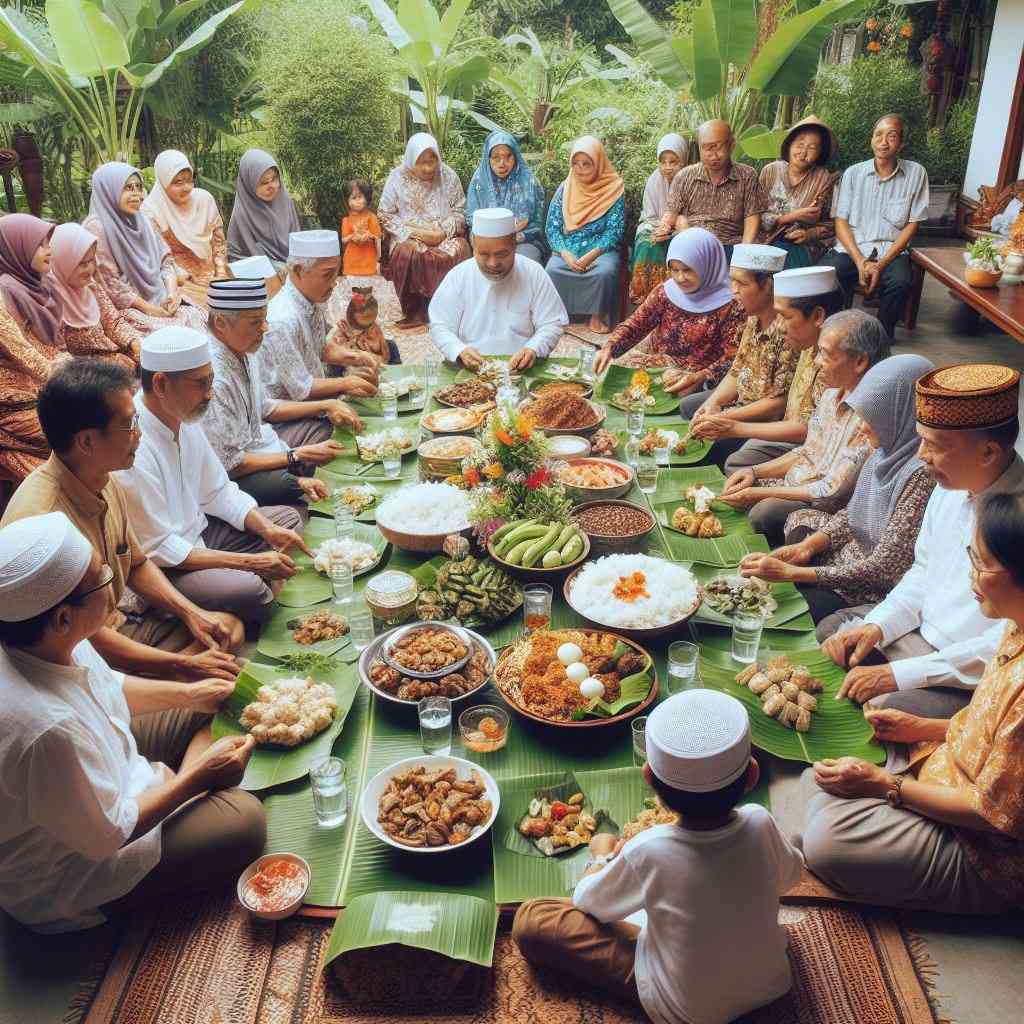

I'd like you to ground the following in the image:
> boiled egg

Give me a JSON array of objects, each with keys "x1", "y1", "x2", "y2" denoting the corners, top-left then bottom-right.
[
  {"x1": 565, "y1": 661, "x2": 590, "y2": 685},
  {"x1": 557, "y1": 642, "x2": 583, "y2": 666},
  {"x1": 579, "y1": 676, "x2": 605, "y2": 701}
]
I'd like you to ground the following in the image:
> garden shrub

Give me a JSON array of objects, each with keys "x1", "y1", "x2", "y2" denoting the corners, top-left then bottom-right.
[
  {"x1": 926, "y1": 92, "x2": 978, "y2": 186},
  {"x1": 257, "y1": 0, "x2": 403, "y2": 227}
]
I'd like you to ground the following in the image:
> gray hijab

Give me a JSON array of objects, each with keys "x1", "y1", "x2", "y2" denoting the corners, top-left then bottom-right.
[
  {"x1": 227, "y1": 149, "x2": 300, "y2": 264},
  {"x1": 845, "y1": 354, "x2": 933, "y2": 551},
  {"x1": 87, "y1": 162, "x2": 168, "y2": 304}
]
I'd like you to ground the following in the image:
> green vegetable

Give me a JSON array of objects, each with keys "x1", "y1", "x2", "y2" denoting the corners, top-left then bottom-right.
[
  {"x1": 542, "y1": 549, "x2": 562, "y2": 568},
  {"x1": 560, "y1": 534, "x2": 584, "y2": 563},
  {"x1": 490, "y1": 519, "x2": 531, "y2": 546},
  {"x1": 554, "y1": 523, "x2": 577, "y2": 549},
  {"x1": 272, "y1": 651, "x2": 342, "y2": 675},
  {"x1": 496, "y1": 522, "x2": 547, "y2": 555},
  {"x1": 504, "y1": 538, "x2": 535, "y2": 565},
  {"x1": 522, "y1": 523, "x2": 560, "y2": 567}
]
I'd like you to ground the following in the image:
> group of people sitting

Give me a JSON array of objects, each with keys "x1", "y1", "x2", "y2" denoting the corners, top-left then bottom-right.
[{"x1": 0, "y1": 105, "x2": 1021, "y2": 1024}]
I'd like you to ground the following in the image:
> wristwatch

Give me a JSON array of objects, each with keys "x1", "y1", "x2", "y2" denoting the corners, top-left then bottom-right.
[
  {"x1": 885, "y1": 774, "x2": 905, "y2": 809},
  {"x1": 286, "y1": 448, "x2": 300, "y2": 474}
]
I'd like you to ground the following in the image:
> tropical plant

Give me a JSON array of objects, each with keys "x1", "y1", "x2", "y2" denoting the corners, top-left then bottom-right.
[
  {"x1": 604, "y1": 0, "x2": 869, "y2": 157},
  {"x1": 0, "y1": 0, "x2": 249, "y2": 164},
  {"x1": 363, "y1": 0, "x2": 505, "y2": 150}
]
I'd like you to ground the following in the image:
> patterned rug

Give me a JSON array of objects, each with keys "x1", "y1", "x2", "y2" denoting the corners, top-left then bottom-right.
[{"x1": 69, "y1": 894, "x2": 940, "y2": 1024}]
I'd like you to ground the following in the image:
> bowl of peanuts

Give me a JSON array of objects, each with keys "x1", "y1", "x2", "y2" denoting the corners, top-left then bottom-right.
[{"x1": 572, "y1": 500, "x2": 657, "y2": 554}]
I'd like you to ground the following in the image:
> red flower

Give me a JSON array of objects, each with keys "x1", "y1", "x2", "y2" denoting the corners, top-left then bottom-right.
[
  {"x1": 464, "y1": 465, "x2": 481, "y2": 487},
  {"x1": 525, "y1": 467, "x2": 550, "y2": 490}
]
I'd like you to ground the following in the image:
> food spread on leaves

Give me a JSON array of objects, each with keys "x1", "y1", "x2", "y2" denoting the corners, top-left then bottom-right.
[
  {"x1": 291, "y1": 610, "x2": 349, "y2": 645},
  {"x1": 532, "y1": 381, "x2": 590, "y2": 400},
  {"x1": 639, "y1": 427, "x2": 695, "y2": 456},
  {"x1": 312, "y1": 537, "x2": 378, "y2": 574},
  {"x1": 686, "y1": 484, "x2": 717, "y2": 513},
  {"x1": 376, "y1": 765, "x2": 493, "y2": 848},
  {"x1": 589, "y1": 428, "x2": 619, "y2": 457},
  {"x1": 368, "y1": 640, "x2": 492, "y2": 701},
  {"x1": 355, "y1": 427, "x2": 415, "y2": 462},
  {"x1": 435, "y1": 379, "x2": 497, "y2": 409},
  {"x1": 416, "y1": 555, "x2": 523, "y2": 628},
  {"x1": 703, "y1": 575, "x2": 778, "y2": 617},
  {"x1": 239, "y1": 676, "x2": 337, "y2": 747},
  {"x1": 735, "y1": 655, "x2": 823, "y2": 732},
  {"x1": 671, "y1": 508, "x2": 724, "y2": 538},
  {"x1": 518, "y1": 791, "x2": 598, "y2": 856},
  {"x1": 476, "y1": 360, "x2": 512, "y2": 385},
  {"x1": 333, "y1": 484, "x2": 377, "y2": 515},
  {"x1": 241, "y1": 858, "x2": 308, "y2": 913},
  {"x1": 612, "y1": 370, "x2": 656, "y2": 409},
  {"x1": 621, "y1": 798, "x2": 679, "y2": 841}
]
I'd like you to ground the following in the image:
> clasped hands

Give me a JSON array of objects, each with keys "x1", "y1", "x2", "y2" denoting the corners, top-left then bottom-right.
[{"x1": 459, "y1": 346, "x2": 536, "y2": 372}]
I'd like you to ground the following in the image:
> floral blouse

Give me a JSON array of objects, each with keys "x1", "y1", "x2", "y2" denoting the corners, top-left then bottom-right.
[
  {"x1": 378, "y1": 164, "x2": 467, "y2": 259},
  {"x1": 913, "y1": 622, "x2": 1024, "y2": 906},
  {"x1": 81, "y1": 215, "x2": 178, "y2": 311},
  {"x1": 784, "y1": 344, "x2": 825, "y2": 423},
  {"x1": 758, "y1": 161, "x2": 837, "y2": 259},
  {"x1": 797, "y1": 466, "x2": 935, "y2": 605},
  {"x1": 608, "y1": 286, "x2": 745, "y2": 383},
  {"x1": 63, "y1": 283, "x2": 140, "y2": 370},
  {"x1": 729, "y1": 315, "x2": 798, "y2": 406},
  {"x1": 545, "y1": 185, "x2": 626, "y2": 260}
]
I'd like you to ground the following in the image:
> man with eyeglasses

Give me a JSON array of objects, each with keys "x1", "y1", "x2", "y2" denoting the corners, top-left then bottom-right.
[
  {"x1": 1, "y1": 359, "x2": 244, "y2": 682},
  {"x1": 818, "y1": 364, "x2": 1024, "y2": 731},
  {"x1": 114, "y1": 326, "x2": 311, "y2": 627},
  {"x1": 0, "y1": 512, "x2": 265, "y2": 933}
]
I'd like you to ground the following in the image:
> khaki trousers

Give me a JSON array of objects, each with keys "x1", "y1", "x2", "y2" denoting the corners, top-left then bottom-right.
[
  {"x1": 512, "y1": 898, "x2": 643, "y2": 1008},
  {"x1": 103, "y1": 707, "x2": 266, "y2": 916}
]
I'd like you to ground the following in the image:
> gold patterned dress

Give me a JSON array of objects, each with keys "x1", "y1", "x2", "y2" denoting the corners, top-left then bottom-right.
[
  {"x1": 159, "y1": 223, "x2": 228, "y2": 310},
  {"x1": 62, "y1": 283, "x2": 141, "y2": 372}
]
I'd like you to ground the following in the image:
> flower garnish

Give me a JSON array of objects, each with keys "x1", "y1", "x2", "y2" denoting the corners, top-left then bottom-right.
[
  {"x1": 494, "y1": 426, "x2": 515, "y2": 446},
  {"x1": 525, "y1": 467, "x2": 550, "y2": 490},
  {"x1": 482, "y1": 462, "x2": 504, "y2": 480},
  {"x1": 463, "y1": 465, "x2": 481, "y2": 488}
]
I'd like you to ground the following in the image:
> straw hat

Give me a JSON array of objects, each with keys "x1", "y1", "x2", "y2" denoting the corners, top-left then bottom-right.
[{"x1": 780, "y1": 116, "x2": 835, "y2": 166}]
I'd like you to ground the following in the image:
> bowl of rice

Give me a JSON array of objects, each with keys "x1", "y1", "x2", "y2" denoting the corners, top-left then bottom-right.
[
  {"x1": 563, "y1": 553, "x2": 703, "y2": 640},
  {"x1": 375, "y1": 482, "x2": 472, "y2": 553}
]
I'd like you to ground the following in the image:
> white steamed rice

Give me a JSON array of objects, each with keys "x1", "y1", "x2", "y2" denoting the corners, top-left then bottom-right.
[
  {"x1": 376, "y1": 482, "x2": 471, "y2": 535},
  {"x1": 569, "y1": 554, "x2": 698, "y2": 628}
]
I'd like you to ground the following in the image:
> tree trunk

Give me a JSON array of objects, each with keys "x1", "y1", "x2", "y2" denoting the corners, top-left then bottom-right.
[{"x1": 12, "y1": 131, "x2": 43, "y2": 217}]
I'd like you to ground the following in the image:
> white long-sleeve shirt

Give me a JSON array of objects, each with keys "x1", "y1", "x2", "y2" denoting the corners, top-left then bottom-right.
[
  {"x1": 0, "y1": 640, "x2": 162, "y2": 932},
  {"x1": 428, "y1": 255, "x2": 568, "y2": 363},
  {"x1": 864, "y1": 456, "x2": 1024, "y2": 690},
  {"x1": 573, "y1": 806, "x2": 803, "y2": 1024},
  {"x1": 115, "y1": 392, "x2": 256, "y2": 567}
]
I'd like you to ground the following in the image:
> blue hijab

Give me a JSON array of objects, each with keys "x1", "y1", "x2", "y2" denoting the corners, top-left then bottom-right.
[{"x1": 466, "y1": 131, "x2": 545, "y2": 246}]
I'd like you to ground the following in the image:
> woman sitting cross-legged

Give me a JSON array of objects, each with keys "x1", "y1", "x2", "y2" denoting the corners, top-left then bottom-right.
[
  {"x1": 545, "y1": 135, "x2": 626, "y2": 334},
  {"x1": 799, "y1": 490, "x2": 1024, "y2": 914},
  {"x1": 379, "y1": 132, "x2": 471, "y2": 329},
  {"x1": 594, "y1": 228, "x2": 746, "y2": 397},
  {"x1": 738, "y1": 354, "x2": 936, "y2": 624}
]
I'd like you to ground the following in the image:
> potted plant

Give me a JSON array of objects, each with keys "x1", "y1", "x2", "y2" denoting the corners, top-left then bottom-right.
[{"x1": 964, "y1": 238, "x2": 1003, "y2": 288}]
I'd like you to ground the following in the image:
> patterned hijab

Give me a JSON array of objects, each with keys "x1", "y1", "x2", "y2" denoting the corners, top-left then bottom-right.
[
  {"x1": 47, "y1": 223, "x2": 100, "y2": 329},
  {"x1": 227, "y1": 149, "x2": 300, "y2": 264},
  {"x1": 0, "y1": 213, "x2": 62, "y2": 344},
  {"x1": 845, "y1": 353, "x2": 933, "y2": 550},
  {"x1": 663, "y1": 228, "x2": 734, "y2": 313},
  {"x1": 142, "y1": 150, "x2": 221, "y2": 262},
  {"x1": 640, "y1": 133, "x2": 688, "y2": 227},
  {"x1": 562, "y1": 136, "x2": 624, "y2": 233},
  {"x1": 398, "y1": 133, "x2": 455, "y2": 222},
  {"x1": 468, "y1": 131, "x2": 542, "y2": 224},
  {"x1": 87, "y1": 162, "x2": 168, "y2": 304}
]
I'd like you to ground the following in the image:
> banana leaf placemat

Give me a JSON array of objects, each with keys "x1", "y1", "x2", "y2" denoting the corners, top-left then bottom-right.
[
  {"x1": 255, "y1": 602, "x2": 356, "y2": 662},
  {"x1": 307, "y1": 469, "x2": 402, "y2": 521},
  {"x1": 349, "y1": 364, "x2": 429, "y2": 416},
  {"x1": 691, "y1": 560, "x2": 811, "y2": 630},
  {"x1": 597, "y1": 364, "x2": 679, "y2": 415},
  {"x1": 615, "y1": 419, "x2": 712, "y2": 464},
  {"x1": 323, "y1": 415, "x2": 421, "y2": 479}
]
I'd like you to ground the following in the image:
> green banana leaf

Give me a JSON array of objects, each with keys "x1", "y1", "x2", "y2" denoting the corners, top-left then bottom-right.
[
  {"x1": 693, "y1": 621, "x2": 822, "y2": 654},
  {"x1": 255, "y1": 602, "x2": 359, "y2": 663},
  {"x1": 308, "y1": 469, "x2": 392, "y2": 522},
  {"x1": 324, "y1": 891, "x2": 499, "y2": 968},
  {"x1": 325, "y1": 415, "x2": 421, "y2": 477},
  {"x1": 699, "y1": 644, "x2": 884, "y2": 765},
  {"x1": 212, "y1": 659, "x2": 362, "y2": 791},
  {"x1": 349, "y1": 365, "x2": 429, "y2": 416},
  {"x1": 689, "y1": 0, "x2": 722, "y2": 100},
  {"x1": 710, "y1": 0, "x2": 758, "y2": 70},
  {"x1": 597, "y1": 364, "x2": 680, "y2": 415},
  {"x1": 275, "y1": 567, "x2": 333, "y2": 608},
  {"x1": 692, "y1": 562, "x2": 811, "y2": 629},
  {"x1": 295, "y1": 517, "x2": 389, "y2": 577},
  {"x1": 47, "y1": 0, "x2": 128, "y2": 78},
  {"x1": 621, "y1": 419, "x2": 713, "y2": 465},
  {"x1": 653, "y1": 488, "x2": 758, "y2": 566},
  {"x1": 605, "y1": 0, "x2": 691, "y2": 89}
]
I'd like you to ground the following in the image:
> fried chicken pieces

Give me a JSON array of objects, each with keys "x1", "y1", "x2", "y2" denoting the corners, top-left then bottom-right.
[{"x1": 377, "y1": 765, "x2": 492, "y2": 848}]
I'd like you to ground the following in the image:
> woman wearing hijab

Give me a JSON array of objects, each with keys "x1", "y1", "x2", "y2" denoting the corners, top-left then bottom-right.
[
  {"x1": 48, "y1": 223, "x2": 140, "y2": 372},
  {"x1": 738, "y1": 354, "x2": 936, "y2": 624},
  {"x1": 594, "y1": 228, "x2": 746, "y2": 392},
  {"x1": 82, "y1": 162, "x2": 206, "y2": 335},
  {"x1": 545, "y1": 136, "x2": 626, "y2": 334},
  {"x1": 629, "y1": 133, "x2": 688, "y2": 304},
  {"x1": 0, "y1": 214, "x2": 65, "y2": 481},
  {"x1": 226, "y1": 148, "x2": 300, "y2": 275},
  {"x1": 142, "y1": 149, "x2": 227, "y2": 308},
  {"x1": 466, "y1": 130, "x2": 547, "y2": 264},
  {"x1": 379, "y1": 132, "x2": 470, "y2": 329},
  {"x1": 758, "y1": 117, "x2": 838, "y2": 269}
]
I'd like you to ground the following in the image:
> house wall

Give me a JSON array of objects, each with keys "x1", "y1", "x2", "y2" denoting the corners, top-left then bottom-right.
[{"x1": 963, "y1": 0, "x2": 1024, "y2": 200}]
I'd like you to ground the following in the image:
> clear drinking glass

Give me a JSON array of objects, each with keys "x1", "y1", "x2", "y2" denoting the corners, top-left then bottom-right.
[
  {"x1": 653, "y1": 444, "x2": 670, "y2": 467},
  {"x1": 732, "y1": 612, "x2": 765, "y2": 665},
  {"x1": 578, "y1": 346, "x2": 596, "y2": 381},
  {"x1": 496, "y1": 382, "x2": 520, "y2": 409},
  {"x1": 667, "y1": 641, "x2": 699, "y2": 693},
  {"x1": 632, "y1": 716, "x2": 648, "y2": 767},
  {"x1": 624, "y1": 436, "x2": 641, "y2": 469},
  {"x1": 348, "y1": 599, "x2": 375, "y2": 652},
  {"x1": 382, "y1": 445, "x2": 402, "y2": 479},
  {"x1": 309, "y1": 756, "x2": 348, "y2": 829},
  {"x1": 330, "y1": 560, "x2": 353, "y2": 606},
  {"x1": 332, "y1": 491, "x2": 354, "y2": 538},
  {"x1": 523, "y1": 583, "x2": 553, "y2": 634},
  {"x1": 381, "y1": 395, "x2": 398, "y2": 420},
  {"x1": 636, "y1": 457, "x2": 659, "y2": 495},
  {"x1": 626, "y1": 403, "x2": 645, "y2": 437},
  {"x1": 418, "y1": 696, "x2": 452, "y2": 756},
  {"x1": 426, "y1": 355, "x2": 441, "y2": 387}
]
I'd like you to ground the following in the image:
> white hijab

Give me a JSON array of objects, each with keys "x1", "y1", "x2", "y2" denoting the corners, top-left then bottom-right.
[{"x1": 142, "y1": 150, "x2": 220, "y2": 262}]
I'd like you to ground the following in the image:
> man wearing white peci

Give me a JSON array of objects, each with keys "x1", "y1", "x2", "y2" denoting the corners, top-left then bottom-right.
[{"x1": 429, "y1": 207, "x2": 568, "y2": 373}]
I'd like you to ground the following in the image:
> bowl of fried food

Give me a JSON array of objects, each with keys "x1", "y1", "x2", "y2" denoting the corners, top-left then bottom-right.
[
  {"x1": 361, "y1": 756, "x2": 500, "y2": 853},
  {"x1": 557, "y1": 457, "x2": 634, "y2": 501}
]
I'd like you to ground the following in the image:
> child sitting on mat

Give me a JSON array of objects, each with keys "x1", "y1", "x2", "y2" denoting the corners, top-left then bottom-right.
[
  {"x1": 332, "y1": 286, "x2": 400, "y2": 366},
  {"x1": 513, "y1": 690, "x2": 803, "y2": 1024}
]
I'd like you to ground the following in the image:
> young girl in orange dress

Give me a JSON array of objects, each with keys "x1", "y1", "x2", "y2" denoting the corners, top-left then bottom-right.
[{"x1": 340, "y1": 180, "x2": 382, "y2": 278}]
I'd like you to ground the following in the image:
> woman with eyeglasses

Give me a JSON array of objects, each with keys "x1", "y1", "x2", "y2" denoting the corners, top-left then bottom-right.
[
  {"x1": 800, "y1": 490, "x2": 1024, "y2": 914},
  {"x1": 82, "y1": 163, "x2": 207, "y2": 337}
]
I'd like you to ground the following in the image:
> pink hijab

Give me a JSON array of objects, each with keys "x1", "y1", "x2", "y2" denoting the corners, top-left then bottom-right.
[
  {"x1": 47, "y1": 223, "x2": 101, "y2": 329},
  {"x1": 0, "y1": 213, "x2": 62, "y2": 343}
]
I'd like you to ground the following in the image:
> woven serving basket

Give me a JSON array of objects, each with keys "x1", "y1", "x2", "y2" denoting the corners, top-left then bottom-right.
[{"x1": 916, "y1": 364, "x2": 1020, "y2": 429}]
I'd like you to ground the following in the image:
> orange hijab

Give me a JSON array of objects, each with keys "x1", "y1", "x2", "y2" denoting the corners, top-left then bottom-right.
[{"x1": 561, "y1": 136, "x2": 625, "y2": 233}]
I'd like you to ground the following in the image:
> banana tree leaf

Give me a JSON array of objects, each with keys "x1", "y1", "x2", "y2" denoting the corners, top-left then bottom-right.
[
  {"x1": 396, "y1": 0, "x2": 442, "y2": 52},
  {"x1": 736, "y1": 125, "x2": 790, "y2": 160},
  {"x1": 605, "y1": 0, "x2": 691, "y2": 89},
  {"x1": 692, "y1": 562, "x2": 810, "y2": 629},
  {"x1": 294, "y1": 518, "x2": 389, "y2": 581},
  {"x1": 438, "y1": 0, "x2": 473, "y2": 46},
  {"x1": 275, "y1": 567, "x2": 333, "y2": 608},
  {"x1": 364, "y1": 0, "x2": 412, "y2": 49},
  {"x1": 255, "y1": 601, "x2": 355, "y2": 662},
  {"x1": 689, "y1": 0, "x2": 722, "y2": 100},
  {"x1": 618, "y1": 463, "x2": 725, "y2": 511},
  {"x1": 443, "y1": 53, "x2": 489, "y2": 103},
  {"x1": 324, "y1": 892, "x2": 498, "y2": 968},
  {"x1": 212, "y1": 659, "x2": 362, "y2": 790},
  {"x1": 698, "y1": 645, "x2": 885, "y2": 765},
  {"x1": 653, "y1": 494, "x2": 758, "y2": 566},
  {"x1": 597, "y1": 364, "x2": 679, "y2": 415},
  {"x1": 710, "y1": 0, "x2": 758, "y2": 70},
  {"x1": 46, "y1": 0, "x2": 129, "y2": 78},
  {"x1": 324, "y1": 416, "x2": 421, "y2": 479},
  {"x1": 154, "y1": 0, "x2": 214, "y2": 39},
  {"x1": 618, "y1": 419, "x2": 713, "y2": 465},
  {"x1": 308, "y1": 470, "x2": 391, "y2": 522},
  {"x1": 350, "y1": 365, "x2": 429, "y2": 416},
  {"x1": 692, "y1": 621, "x2": 821, "y2": 653}
]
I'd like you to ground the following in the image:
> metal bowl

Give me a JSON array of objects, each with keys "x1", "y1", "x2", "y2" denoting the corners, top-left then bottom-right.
[{"x1": 379, "y1": 620, "x2": 474, "y2": 679}]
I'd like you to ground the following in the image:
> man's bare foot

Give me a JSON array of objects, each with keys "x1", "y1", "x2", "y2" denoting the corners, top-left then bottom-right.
[{"x1": 588, "y1": 315, "x2": 610, "y2": 334}]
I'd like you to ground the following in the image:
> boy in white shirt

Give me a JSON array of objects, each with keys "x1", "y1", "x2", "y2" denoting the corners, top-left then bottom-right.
[{"x1": 513, "y1": 690, "x2": 803, "y2": 1024}]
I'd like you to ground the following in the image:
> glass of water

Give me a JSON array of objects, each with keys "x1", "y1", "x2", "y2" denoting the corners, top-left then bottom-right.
[
  {"x1": 667, "y1": 641, "x2": 699, "y2": 693},
  {"x1": 348, "y1": 599, "x2": 375, "y2": 652},
  {"x1": 332, "y1": 491, "x2": 354, "y2": 538},
  {"x1": 636, "y1": 457, "x2": 659, "y2": 495},
  {"x1": 419, "y1": 696, "x2": 452, "y2": 756},
  {"x1": 578, "y1": 346, "x2": 596, "y2": 381},
  {"x1": 330, "y1": 560, "x2": 353, "y2": 606},
  {"x1": 624, "y1": 435, "x2": 641, "y2": 469},
  {"x1": 732, "y1": 611, "x2": 765, "y2": 664},
  {"x1": 309, "y1": 756, "x2": 348, "y2": 829},
  {"x1": 632, "y1": 715, "x2": 648, "y2": 767},
  {"x1": 653, "y1": 444, "x2": 670, "y2": 467},
  {"x1": 381, "y1": 395, "x2": 398, "y2": 420},
  {"x1": 382, "y1": 445, "x2": 402, "y2": 480},
  {"x1": 426, "y1": 355, "x2": 441, "y2": 387},
  {"x1": 626, "y1": 402, "x2": 645, "y2": 438}
]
